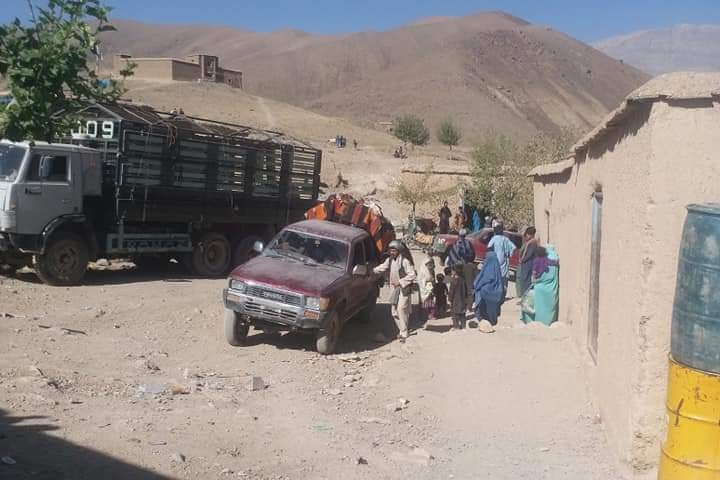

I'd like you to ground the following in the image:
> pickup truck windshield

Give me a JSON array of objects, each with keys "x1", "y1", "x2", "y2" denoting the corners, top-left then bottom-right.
[
  {"x1": 0, "y1": 144, "x2": 26, "y2": 181},
  {"x1": 266, "y1": 229, "x2": 348, "y2": 270}
]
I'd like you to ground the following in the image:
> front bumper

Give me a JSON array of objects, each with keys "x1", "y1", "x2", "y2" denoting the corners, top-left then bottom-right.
[{"x1": 223, "y1": 288, "x2": 325, "y2": 330}]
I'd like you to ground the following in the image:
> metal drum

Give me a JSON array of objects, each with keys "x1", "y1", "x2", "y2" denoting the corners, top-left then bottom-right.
[
  {"x1": 659, "y1": 358, "x2": 720, "y2": 479},
  {"x1": 671, "y1": 203, "x2": 720, "y2": 374}
]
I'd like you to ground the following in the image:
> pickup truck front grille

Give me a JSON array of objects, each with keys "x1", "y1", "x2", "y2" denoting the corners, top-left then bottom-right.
[
  {"x1": 244, "y1": 301, "x2": 297, "y2": 322},
  {"x1": 246, "y1": 285, "x2": 302, "y2": 306}
]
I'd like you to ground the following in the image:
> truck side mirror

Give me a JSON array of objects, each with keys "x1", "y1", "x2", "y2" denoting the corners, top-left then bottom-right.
[
  {"x1": 39, "y1": 156, "x2": 53, "y2": 179},
  {"x1": 252, "y1": 241, "x2": 264, "y2": 254},
  {"x1": 352, "y1": 264, "x2": 368, "y2": 276}
]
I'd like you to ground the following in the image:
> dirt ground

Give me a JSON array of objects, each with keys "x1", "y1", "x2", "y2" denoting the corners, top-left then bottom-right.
[{"x1": 0, "y1": 254, "x2": 620, "y2": 480}]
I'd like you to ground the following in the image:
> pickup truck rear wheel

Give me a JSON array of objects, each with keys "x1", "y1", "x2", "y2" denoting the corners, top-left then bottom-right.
[
  {"x1": 192, "y1": 233, "x2": 231, "y2": 277},
  {"x1": 224, "y1": 309, "x2": 249, "y2": 346},
  {"x1": 316, "y1": 311, "x2": 341, "y2": 355},
  {"x1": 34, "y1": 232, "x2": 89, "y2": 286}
]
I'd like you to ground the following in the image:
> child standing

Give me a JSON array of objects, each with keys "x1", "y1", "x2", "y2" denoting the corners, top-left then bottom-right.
[
  {"x1": 448, "y1": 264, "x2": 468, "y2": 329},
  {"x1": 432, "y1": 273, "x2": 448, "y2": 318}
]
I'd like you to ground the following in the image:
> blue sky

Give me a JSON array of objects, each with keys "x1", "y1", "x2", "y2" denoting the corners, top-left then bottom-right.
[{"x1": 3, "y1": 0, "x2": 720, "y2": 42}]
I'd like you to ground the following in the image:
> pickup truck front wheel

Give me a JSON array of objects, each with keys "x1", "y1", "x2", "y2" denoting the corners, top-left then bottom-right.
[
  {"x1": 224, "y1": 309, "x2": 249, "y2": 346},
  {"x1": 35, "y1": 233, "x2": 89, "y2": 286},
  {"x1": 316, "y1": 311, "x2": 341, "y2": 355}
]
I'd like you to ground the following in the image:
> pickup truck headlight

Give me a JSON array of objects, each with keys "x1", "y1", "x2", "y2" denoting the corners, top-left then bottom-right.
[
  {"x1": 229, "y1": 279, "x2": 247, "y2": 293},
  {"x1": 305, "y1": 296, "x2": 330, "y2": 311}
]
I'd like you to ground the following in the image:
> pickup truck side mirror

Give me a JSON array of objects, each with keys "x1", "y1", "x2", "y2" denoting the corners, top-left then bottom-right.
[
  {"x1": 352, "y1": 264, "x2": 368, "y2": 276},
  {"x1": 39, "y1": 156, "x2": 53, "y2": 179},
  {"x1": 252, "y1": 241, "x2": 265, "y2": 254}
]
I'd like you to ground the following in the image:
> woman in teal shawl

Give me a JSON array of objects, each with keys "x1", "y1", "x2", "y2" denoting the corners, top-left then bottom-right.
[{"x1": 521, "y1": 245, "x2": 559, "y2": 326}]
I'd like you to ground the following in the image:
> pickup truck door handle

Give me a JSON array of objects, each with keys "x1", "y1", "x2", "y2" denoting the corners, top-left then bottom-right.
[{"x1": 25, "y1": 186, "x2": 41, "y2": 195}]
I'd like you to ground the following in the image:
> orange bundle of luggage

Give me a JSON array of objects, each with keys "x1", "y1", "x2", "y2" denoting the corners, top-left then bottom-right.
[{"x1": 305, "y1": 193, "x2": 395, "y2": 255}]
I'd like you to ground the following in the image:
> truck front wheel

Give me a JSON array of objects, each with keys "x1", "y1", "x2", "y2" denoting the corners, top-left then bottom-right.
[
  {"x1": 224, "y1": 309, "x2": 249, "y2": 346},
  {"x1": 192, "y1": 232, "x2": 231, "y2": 277},
  {"x1": 316, "y1": 311, "x2": 341, "y2": 355},
  {"x1": 35, "y1": 232, "x2": 89, "y2": 286}
]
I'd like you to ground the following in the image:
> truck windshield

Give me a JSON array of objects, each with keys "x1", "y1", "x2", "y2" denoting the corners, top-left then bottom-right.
[
  {"x1": 0, "y1": 144, "x2": 26, "y2": 181},
  {"x1": 266, "y1": 230, "x2": 348, "y2": 270}
]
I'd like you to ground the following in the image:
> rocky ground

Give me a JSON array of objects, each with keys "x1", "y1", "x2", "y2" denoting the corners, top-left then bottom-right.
[{"x1": 0, "y1": 260, "x2": 620, "y2": 480}]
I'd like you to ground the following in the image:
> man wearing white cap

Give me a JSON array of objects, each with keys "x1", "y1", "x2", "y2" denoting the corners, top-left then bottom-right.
[{"x1": 374, "y1": 240, "x2": 416, "y2": 341}]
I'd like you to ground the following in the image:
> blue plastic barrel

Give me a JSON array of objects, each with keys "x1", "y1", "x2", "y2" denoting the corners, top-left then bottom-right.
[{"x1": 671, "y1": 203, "x2": 720, "y2": 374}]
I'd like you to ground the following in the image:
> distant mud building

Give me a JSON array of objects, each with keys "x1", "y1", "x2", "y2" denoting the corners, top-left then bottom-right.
[{"x1": 113, "y1": 53, "x2": 242, "y2": 89}]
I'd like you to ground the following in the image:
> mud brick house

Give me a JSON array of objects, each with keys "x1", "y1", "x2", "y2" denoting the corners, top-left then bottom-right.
[
  {"x1": 113, "y1": 53, "x2": 243, "y2": 89},
  {"x1": 530, "y1": 72, "x2": 720, "y2": 479}
]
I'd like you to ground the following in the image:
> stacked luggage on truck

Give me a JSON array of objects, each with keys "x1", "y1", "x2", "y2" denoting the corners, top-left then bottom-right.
[{"x1": 305, "y1": 193, "x2": 395, "y2": 257}]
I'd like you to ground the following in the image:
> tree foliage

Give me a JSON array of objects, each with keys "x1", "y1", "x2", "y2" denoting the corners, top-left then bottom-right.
[
  {"x1": 0, "y1": 0, "x2": 134, "y2": 142},
  {"x1": 436, "y1": 118, "x2": 462, "y2": 150},
  {"x1": 466, "y1": 129, "x2": 576, "y2": 228},
  {"x1": 393, "y1": 114, "x2": 430, "y2": 146},
  {"x1": 392, "y1": 164, "x2": 458, "y2": 218}
]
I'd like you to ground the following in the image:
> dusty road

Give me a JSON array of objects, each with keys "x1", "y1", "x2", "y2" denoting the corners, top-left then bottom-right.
[{"x1": 0, "y1": 263, "x2": 619, "y2": 480}]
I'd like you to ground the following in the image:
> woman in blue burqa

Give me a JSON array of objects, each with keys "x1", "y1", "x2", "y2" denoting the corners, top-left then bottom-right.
[{"x1": 473, "y1": 245, "x2": 505, "y2": 329}]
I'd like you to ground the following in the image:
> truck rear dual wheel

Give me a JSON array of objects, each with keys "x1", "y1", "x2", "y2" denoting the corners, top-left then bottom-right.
[
  {"x1": 34, "y1": 232, "x2": 89, "y2": 286},
  {"x1": 191, "y1": 232, "x2": 231, "y2": 277}
]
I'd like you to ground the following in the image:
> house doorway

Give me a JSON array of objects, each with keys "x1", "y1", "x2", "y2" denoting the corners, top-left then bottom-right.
[{"x1": 587, "y1": 191, "x2": 603, "y2": 362}]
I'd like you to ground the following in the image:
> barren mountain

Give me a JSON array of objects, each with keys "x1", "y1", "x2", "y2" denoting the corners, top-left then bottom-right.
[
  {"x1": 101, "y1": 12, "x2": 647, "y2": 141},
  {"x1": 594, "y1": 24, "x2": 720, "y2": 75}
]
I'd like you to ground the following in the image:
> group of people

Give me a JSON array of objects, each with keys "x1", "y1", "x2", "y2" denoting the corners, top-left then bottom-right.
[
  {"x1": 373, "y1": 219, "x2": 560, "y2": 342},
  {"x1": 438, "y1": 201, "x2": 496, "y2": 235}
]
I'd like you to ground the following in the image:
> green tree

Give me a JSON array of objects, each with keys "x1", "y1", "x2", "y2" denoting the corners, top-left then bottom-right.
[
  {"x1": 436, "y1": 118, "x2": 462, "y2": 150},
  {"x1": 392, "y1": 164, "x2": 458, "y2": 219},
  {"x1": 0, "y1": 0, "x2": 134, "y2": 142},
  {"x1": 466, "y1": 129, "x2": 575, "y2": 228},
  {"x1": 393, "y1": 114, "x2": 430, "y2": 146}
]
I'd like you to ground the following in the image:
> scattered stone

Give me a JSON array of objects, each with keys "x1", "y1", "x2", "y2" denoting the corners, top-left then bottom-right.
[
  {"x1": 128, "y1": 438, "x2": 142, "y2": 444},
  {"x1": 385, "y1": 398, "x2": 410, "y2": 413},
  {"x1": 356, "y1": 456, "x2": 368, "y2": 465},
  {"x1": 246, "y1": 376, "x2": 265, "y2": 391},
  {"x1": 221, "y1": 468, "x2": 233, "y2": 475},
  {"x1": 358, "y1": 417, "x2": 391, "y2": 425},
  {"x1": 338, "y1": 354, "x2": 362, "y2": 363},
  {"x1": 113, "y1": 324, "x2": 121, "y2": 329},
  {"x1": 144, "y1": 360, "x2": 160, "y2": 372},
  {"x1": 1, "y1": 456, "x2": 16, "y2": 465},
  {"x1": 390, "y1": 448, "x2": 434, "y2": 466},
  {"x1": 325, "y1": 388, "x2": 342, "y2": 396},
  {"x1": 95, "y1": 309, "x2": 106, "y2": 318},
  {"x1": 343, "y1": 374, "x2": 362, "y2": 383},
  {"x1": 27, "y1": 365, "x2": 45, "y2": 377},
  {"x1": 170, "y1": 452, "x2": 186, "y2": 463},
  {"x1": 539, "y1": 447, "x2": 551, "y2": 453},
  {"x1": 138, "y1": 384, "x2": 165, "y2": 395},
  {"x1": 169, "y1": 384, "x2": 190, "y2": 395},
  {"x1": 1, "y1": 312, "x2": 15, "y2": 318},
  {"x1": 149, "y1": 440, "x2": 167, "y2": 446}
]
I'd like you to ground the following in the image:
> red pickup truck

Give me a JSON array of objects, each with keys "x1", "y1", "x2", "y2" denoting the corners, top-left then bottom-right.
[
  {"x1": 430, "y1": 228, "x2": 523, "y2": 277},
  {"x1": 223, "y1": 220, "x2": 383, "y2": 354}
]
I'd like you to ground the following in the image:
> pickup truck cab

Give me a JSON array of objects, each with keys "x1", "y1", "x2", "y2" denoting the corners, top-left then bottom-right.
[{"x1": 223, "y1": 220, "x2": 383, "y2": 354}]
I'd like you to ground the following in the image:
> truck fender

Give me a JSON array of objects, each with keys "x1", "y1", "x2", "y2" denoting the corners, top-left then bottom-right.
[{"x1": 39, "y1": 215, "x2": 98, "y2": 258}]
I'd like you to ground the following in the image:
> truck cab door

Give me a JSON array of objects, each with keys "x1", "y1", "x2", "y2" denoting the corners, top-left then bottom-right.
[{"x1": 15, "y1": 151, "x2": 77, "y2": 235}]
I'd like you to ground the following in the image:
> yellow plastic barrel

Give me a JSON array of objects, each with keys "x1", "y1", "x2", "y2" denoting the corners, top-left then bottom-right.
[{"x1": 658, "y1": 357, "x2": 720, "y2": 479}]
